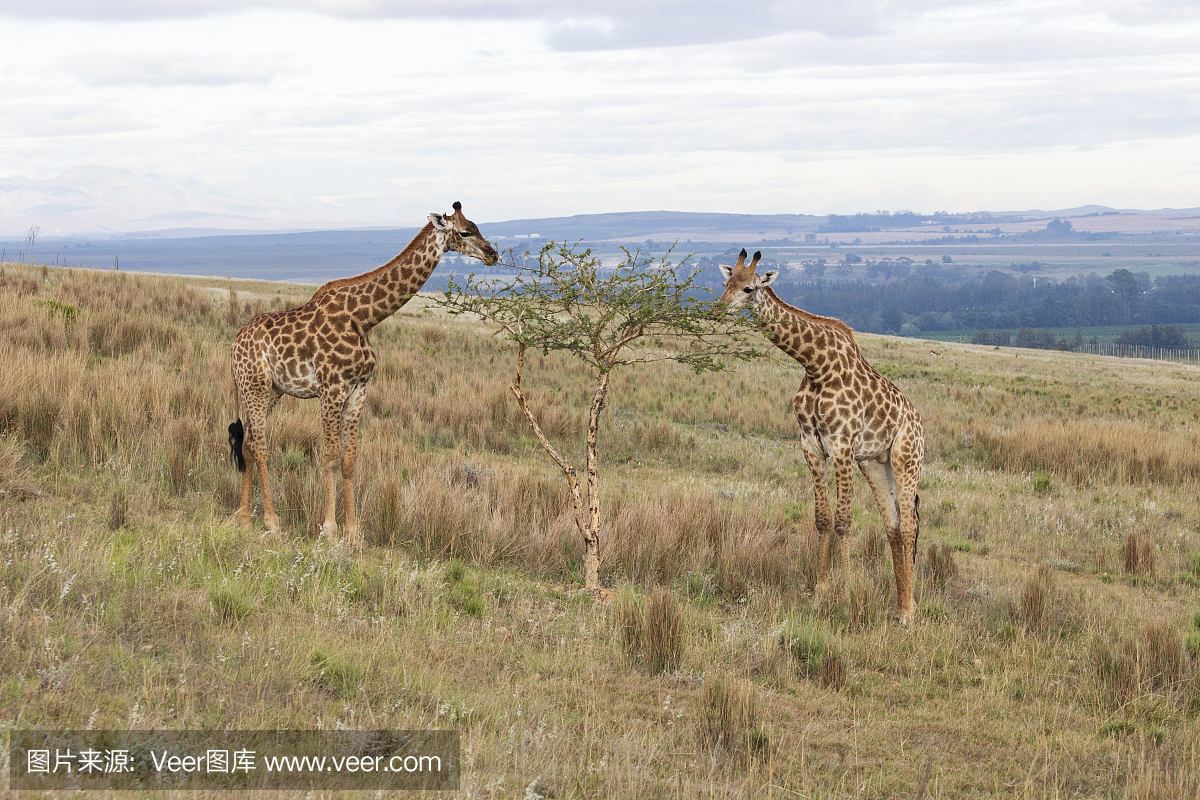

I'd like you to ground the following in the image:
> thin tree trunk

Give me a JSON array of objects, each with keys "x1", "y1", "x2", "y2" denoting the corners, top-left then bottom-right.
[
  {"x1": 508, "y1": 345, "x2": 591, "y2": 580},
  {"x1": 582, "y1": 371, "x2": 610, "y2": 592}
]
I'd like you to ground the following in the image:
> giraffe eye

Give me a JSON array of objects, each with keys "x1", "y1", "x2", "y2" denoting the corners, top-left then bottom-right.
[
  {"x1": 743, "y1": 286, "x2": 753, "y2": 293},
  {"x1": 458, "y1": 230, "x2": 472, "y2": 237}
]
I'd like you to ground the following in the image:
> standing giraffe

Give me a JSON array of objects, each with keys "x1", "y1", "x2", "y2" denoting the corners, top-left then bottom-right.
[
  {"x1": 718, "y1": 249, "x2": 925, "y2": 623},
  {"x1": 227, "y1": 202, "x2": 498, "y2": 545}
]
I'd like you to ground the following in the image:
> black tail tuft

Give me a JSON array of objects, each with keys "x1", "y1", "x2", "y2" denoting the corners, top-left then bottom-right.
[{"x1": 228, "y1": 419, "x2": 246, "y2": 472}]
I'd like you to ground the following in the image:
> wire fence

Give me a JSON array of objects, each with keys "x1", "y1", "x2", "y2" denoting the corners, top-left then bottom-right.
[{"x1": 1074, "y1": 342, "x2": 1200, "y2": 364}]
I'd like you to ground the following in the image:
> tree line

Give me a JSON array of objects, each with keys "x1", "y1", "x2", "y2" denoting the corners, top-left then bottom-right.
[{"x1": 731, "y1": 268, "x2": 1200, "y2": 337}]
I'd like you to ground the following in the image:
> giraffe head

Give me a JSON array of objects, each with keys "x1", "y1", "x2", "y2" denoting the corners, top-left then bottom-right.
[
  {"x1": 429, "y1": 201, "x2": 499, "y2": 266},
  {"x1": 718, "y1": 249, "x2": 778, "y2": 309}
]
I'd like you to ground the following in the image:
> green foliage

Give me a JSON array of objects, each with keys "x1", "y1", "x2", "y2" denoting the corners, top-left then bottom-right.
[
  {"x1": 1032, "y1": 470, "x2": 1052, "y2": 493},
  {"x1": 1100, "y1": 720, "x2": 1136, "y2": 738},
  {"x1": 439, "y1": 241, "x2": 765, "y2": 377},
  {"x1": 781, "y1": 501, "x2": 807, "y2": 527},
  {"x1": 37, "y1": 299, "x2": 80, "y2": 325},
  {"x1": 1115, "y1": 323, "x2": 1191, "y2": 348}
]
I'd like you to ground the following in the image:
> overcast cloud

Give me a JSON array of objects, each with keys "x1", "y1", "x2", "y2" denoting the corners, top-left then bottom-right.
[{"x1": 0, "y1": 0, "x2": 1198, "y2": 229}]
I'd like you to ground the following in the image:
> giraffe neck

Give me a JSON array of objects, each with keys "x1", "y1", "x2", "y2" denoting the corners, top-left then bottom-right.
[
  {"x1": 312, "y1": 223, "x2": 447, "y2": 332},
  {"x1": 755, "y1": 287, "x2": 859, "y2": 371}
]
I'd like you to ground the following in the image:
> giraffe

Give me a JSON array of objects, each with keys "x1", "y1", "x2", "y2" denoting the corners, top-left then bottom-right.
[
  {"x1": 718, "y1": 249, "x2": 925, "y2": 623},
  {"x1": 227, "y1": 202, "x2": 498, "y2": 546}
]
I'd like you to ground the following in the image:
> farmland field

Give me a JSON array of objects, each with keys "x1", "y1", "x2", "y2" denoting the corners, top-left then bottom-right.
[{"x1": 1, "y1": 261, "x2": 1198, "y2": 798}]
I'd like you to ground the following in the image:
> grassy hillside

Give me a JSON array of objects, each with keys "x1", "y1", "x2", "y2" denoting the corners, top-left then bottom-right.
[{"x1": 1, "y1": 262, "x2": 1198, "y2": 798}]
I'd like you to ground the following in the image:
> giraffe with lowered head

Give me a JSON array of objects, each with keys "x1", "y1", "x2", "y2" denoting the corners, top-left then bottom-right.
[
  {"x1": 228, "y1": 202, "x2": 498, "y2": 545},
  {"x1": 719, "y1": 249, "x2": 925, "y2": 623}
]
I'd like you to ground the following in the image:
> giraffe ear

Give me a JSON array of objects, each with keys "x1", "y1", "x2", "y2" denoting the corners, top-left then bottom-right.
[
  {"x1": 718, "y1": 263, "x2": 734, "y2": 280},
  {"x1": 429, "y1": 213, "x2": 449, "y2": 230},
  {"x1": 757, "y1": 270, "x2": 779, "y2": 288}
]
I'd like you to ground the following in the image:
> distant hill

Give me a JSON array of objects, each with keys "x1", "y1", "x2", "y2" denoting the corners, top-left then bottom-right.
[{"x1": 479, "y1": 210, "x2": 823, "y2": 242}]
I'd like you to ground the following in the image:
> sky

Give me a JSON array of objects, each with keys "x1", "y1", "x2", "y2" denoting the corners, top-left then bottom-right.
[{"x1": 1, "y1": 0, "x2": 1199, "y2": 225}]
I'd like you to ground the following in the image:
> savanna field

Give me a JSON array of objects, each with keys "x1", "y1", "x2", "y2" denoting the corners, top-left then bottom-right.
[{"x1": 2, "y1": 262, "x2": 1200, "y2": 799}]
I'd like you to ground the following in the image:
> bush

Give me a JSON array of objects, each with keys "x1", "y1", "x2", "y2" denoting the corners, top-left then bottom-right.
[{"x1": 1032, "y1": 470, "x2": 1052, "y2": 493}]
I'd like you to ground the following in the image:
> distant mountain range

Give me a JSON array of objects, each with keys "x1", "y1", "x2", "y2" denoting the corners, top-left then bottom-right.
[{"x1": 2, "y1": 165, "x2": 1198, "y2": 240}]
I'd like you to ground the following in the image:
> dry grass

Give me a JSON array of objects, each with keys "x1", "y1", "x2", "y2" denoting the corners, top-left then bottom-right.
[
  {"x1": 1124, "y1": 530, "x2": 1157, "y2": 578},
  {"x1": 973, "y1": 418, "x2": 1200, "y2": 487},
  {"x1": 1, "y1": 262, "x2": 1199, "y2": 797},
  {"x1": 698, "y1": 671, "x2": 768, "y2": 766},
  {"x1": 644, "y1": 588, "x2": 683, "y2": 674}
]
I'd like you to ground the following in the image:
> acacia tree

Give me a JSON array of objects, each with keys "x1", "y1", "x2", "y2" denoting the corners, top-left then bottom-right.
[{"x1": 439, "y1": 242, "x2": 763, "y2": 592}]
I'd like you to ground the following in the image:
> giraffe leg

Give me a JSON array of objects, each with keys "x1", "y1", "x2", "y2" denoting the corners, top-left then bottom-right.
[
  {"x1": 258, "y1": 392, "x2": 282, "y2": 534},
  {"x1": 860, "y1": 457, "x2": 909, "y2": 619},
  {"x1": 233, "y1": 389, "x2": 261, "y2": 529},
  {"x1": 238, "y1": 388, "x2": 282, "y2": 532},
  {"x1": 892, "y1": 428, "x2": 924, "y2": 625},
  {"x1": 832, "y1": 450, "x2": 856, "y2": 580},
  {"x1": 236, "y1": 459, "x2": 254, "y2": 527},
  {"x1": 800, "y1": 437, "x2": 833, "y2": 591},
  {"x1": 318, "y1": 387, "x2": 346, "y2": 540},
  {"x1": 338, "y1": 384, "x2": 368, "y2": 548}
]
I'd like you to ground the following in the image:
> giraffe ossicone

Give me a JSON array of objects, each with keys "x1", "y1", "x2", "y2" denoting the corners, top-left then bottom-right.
[
  {"x1": 227, "y1": 202, "x2": 498, "y2": 546},
  {"x1": 719, "y1": 248, "x2": 925, "y2": 624}
]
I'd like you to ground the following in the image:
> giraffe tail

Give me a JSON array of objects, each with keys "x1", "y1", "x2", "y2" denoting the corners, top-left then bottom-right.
[{"x1": 228, "y1": 419, "x2": 246, "y2": 473}]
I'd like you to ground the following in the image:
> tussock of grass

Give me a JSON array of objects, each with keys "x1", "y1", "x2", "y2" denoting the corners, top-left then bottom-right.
[
  {"x1": 209, "y1": 585, "x2": 251, "y2": 625},
  {"x1": 698, "y1": 671, "x2": 768, "y2": 764},
  {"x1": 926, "y1": 542, "x2": 958, "y2": 587},
  {"x1": 310, "y1": 650, "x2": 363, "y2": 700},
  {"x1": 614, "y1": 587, "x2": 682, "y2": 674},
  {"x1": 1123, "y1": 531, "x2": 1157, "y2": 578},
  {"x1": 644, "y1": 588, "x2": 682, "y2": 674}
]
